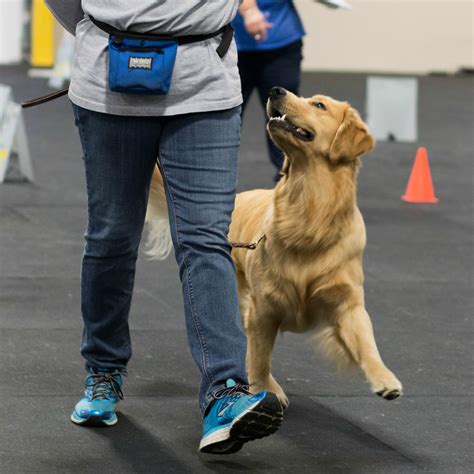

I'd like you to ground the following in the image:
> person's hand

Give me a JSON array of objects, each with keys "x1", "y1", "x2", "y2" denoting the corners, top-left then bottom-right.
[{"x1": 241, "y1": 7, "x2": 272, "y2": 41}]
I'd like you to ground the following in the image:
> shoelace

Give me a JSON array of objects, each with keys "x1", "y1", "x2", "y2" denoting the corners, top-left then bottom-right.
[
  {"x1": 85, "y1": 372, "x2": 125, "y2": 401},
  {"x1": 213, "y1": 383, "x2": 252, "y2": 400}
]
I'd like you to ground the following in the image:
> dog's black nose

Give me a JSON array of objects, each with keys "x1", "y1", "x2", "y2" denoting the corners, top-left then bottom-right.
[{"x1": 269, "y1": 87, "x2": 287, "y2": 100}]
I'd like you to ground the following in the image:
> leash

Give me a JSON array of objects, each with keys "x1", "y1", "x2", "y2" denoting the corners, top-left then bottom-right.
[
  {"x1": 21, "y1": 87, "x2": 69, "y2": 109},
  {"x1": 19, "y1": 85, "x2": 266, "y2": 250},
  {"x1": 230, "y1": 234, "x2": 265, "y2": 250}
]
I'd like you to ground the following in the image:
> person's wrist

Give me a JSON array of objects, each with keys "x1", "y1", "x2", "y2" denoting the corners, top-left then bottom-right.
[{"x1": 241, "y1": 6, "x2": 260, "y2": 18}]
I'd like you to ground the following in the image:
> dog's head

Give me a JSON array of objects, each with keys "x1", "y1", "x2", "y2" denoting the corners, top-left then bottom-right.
[{"x1": 266, "y1": 87, "x2": 374, "y2": 165}]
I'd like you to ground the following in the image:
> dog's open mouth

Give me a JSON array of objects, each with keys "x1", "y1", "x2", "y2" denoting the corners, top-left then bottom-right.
[{"x1": 268, "y1": 107, "x2": 314, "y2": 142}]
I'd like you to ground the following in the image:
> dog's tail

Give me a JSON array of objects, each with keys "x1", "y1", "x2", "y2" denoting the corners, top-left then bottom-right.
[{"x1": 144, "y1": 166, "x2": 173, "y2": 260}]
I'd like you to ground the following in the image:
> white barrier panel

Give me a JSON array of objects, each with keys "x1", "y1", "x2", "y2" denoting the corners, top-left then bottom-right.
[
  {"x1": 366, "y1": 77, "x2": 418, "y2": 143},
  {"x1": 0, "y1": 84, "x2": 34, "y2": 182}
]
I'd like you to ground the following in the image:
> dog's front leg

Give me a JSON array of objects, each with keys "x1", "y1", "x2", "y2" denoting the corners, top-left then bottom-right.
[
  {"x1": 245, "y1": 304, "x2": 289, "y2": 409},
  {"x1": 338, "y1": 306, "x2": 403, "y2": 400}
]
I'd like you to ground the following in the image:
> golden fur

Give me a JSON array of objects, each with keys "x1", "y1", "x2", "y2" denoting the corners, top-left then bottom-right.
[{"x1": 146, "y1": 90, "x2": 402, "y2": 408}]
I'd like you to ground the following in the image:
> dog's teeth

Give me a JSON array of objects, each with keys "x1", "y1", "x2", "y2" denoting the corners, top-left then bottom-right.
[{"x1": 282, "y1": 114, "x2": 287, "y2": 121}]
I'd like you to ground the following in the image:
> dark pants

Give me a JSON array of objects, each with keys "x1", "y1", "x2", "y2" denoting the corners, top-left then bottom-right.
[{"x1": 237, "y1": 40, "x2": 303, "y2": 181}]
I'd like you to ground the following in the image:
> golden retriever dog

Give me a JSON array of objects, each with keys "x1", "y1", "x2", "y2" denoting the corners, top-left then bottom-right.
[{"x1": 145, "y1": 87, "x2": 402, "y2": 409}]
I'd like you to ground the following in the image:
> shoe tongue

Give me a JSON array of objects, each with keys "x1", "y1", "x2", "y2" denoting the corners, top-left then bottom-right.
[{"x1": 225, "y1": 379, "x2": 237, "y2": 388}]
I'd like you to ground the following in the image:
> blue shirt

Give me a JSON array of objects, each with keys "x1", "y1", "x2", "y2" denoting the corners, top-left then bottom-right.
[{"x1": 233, "y1": 0, "x2": 305, "y2": 52}]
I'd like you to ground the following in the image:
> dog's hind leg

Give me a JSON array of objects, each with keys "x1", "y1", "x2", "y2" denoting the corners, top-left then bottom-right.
[
  {"x1": 144, "y1": 165, "x2": 173, "y2": 260},
  {"x1": 245, "y1": 303, "x2": 289, "y2": 409},
  {"x1": 336, "y1": 306, "x2": 403, "y2": 400}
]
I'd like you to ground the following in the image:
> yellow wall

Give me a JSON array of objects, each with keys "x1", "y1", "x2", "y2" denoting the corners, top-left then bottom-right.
[{"x1": 295, "y1": 0, "x2": 474, "y2": 73}]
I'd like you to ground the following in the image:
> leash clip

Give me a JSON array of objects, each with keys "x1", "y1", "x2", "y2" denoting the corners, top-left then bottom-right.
[{"x1": 230, "y1": 234, "x2": 265, "y2": 250}]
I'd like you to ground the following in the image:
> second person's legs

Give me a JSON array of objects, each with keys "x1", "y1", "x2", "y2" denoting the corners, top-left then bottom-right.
[
  {"x1": 257, "y1": 40, "x2": 303, "y2": 181},
  {"x1": 237, "y1": 50, "x2": 260, "y2": 112}
]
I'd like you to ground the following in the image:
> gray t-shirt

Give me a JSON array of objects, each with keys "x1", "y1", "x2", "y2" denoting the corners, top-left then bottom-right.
[{"x1": 45, "y1": 1, "x2": 242, "y2": 116}]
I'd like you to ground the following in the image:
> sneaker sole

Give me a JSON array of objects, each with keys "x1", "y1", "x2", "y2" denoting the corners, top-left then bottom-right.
[
  {"x1": 70, "y1": 412, "x2": 118, "y2": 427},
  {"x1": 199, "y1": 392, "x2": 283, "y2": 455}
]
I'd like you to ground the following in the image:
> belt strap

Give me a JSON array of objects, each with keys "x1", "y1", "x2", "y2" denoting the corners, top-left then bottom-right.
[
  {"x1": 21, "y1": 19, "x2": 234, "y2": 109},
  {"x1": 89, "y1": 16, "x2": 233, "y2": 58}
]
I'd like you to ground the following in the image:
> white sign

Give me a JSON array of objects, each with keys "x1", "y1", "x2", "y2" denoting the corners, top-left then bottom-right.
[
  {"x1": 366, "y1": 76, "x2": 418, "y2": 143},
  {"x1": 0, "y1": 84, "x2": 34, "y2": 182}
]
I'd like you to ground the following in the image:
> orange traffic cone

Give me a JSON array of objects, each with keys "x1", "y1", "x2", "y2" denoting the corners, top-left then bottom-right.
[{"x1": 401, "y1": 147, "x2": 438, "y2": 203}]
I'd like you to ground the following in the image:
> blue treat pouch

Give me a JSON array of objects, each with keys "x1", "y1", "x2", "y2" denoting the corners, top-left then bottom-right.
[{"x1": 108, "y1": 34, "x2": 178, "y2": 95}]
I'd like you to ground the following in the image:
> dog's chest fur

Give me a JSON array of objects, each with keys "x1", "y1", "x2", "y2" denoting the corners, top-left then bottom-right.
[
  {"x1": 234, "y1": 163, "x2": 366, "y2": 334},
  {"x1": 248, "y1": 232, "x2": 364, "y2": 333}
]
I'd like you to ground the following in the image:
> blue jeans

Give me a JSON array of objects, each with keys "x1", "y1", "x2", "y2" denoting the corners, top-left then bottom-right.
[{"x1": 72, "y1": 104, "x2": 248, "y2": 415}]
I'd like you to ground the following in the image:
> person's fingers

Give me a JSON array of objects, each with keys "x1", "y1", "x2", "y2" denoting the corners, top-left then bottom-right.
[
  {"x1": 255, "y1": 22, "x2": 273, "y2": 41},
  {"x1": 258, "y1": 27, "x2": 268, "y2": 41},
  {"x1": 247, "y1": 20, "x2": 266, "y2": 34},
  {"x1": 243, "y1": 8, "x2": 272, "y2": 36}
]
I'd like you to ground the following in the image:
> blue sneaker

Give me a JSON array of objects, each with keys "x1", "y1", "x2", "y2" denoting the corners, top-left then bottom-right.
[
  {"x1": 70, "y1": 368, "x2": 124, "y2": 427},
  {"x1": 199, "y1": 379, "x2": 283, "y2": 454}
]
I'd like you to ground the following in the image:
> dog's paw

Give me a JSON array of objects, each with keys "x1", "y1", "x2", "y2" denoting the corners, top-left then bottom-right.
[
  {"x1": 371, "y1": 374, "x2": 403, "y2": 401},
  {"x1": 251, "y1": 376, "x2": 290, "y2": 410},
  {"x1": 376, "y1": 387, "x2": 402, "y2": 400},
  {"x1": 368, "y1": 366, "x2": 403, "y2": 401},
  {"x1": 274, "y1": 389, "x2": 290, "y2": 410}
]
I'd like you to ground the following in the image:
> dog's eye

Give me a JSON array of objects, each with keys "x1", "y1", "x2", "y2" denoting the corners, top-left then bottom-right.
[{"x1": 314, "y1": 102, "x2": 326, "y2": 111}]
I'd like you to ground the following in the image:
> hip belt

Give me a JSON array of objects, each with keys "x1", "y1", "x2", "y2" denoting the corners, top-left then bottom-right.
[
  {"x1": 21, "y1": 18, "x2": 234, "y2": 107},
  {"x1": 90, "y1": 16, "x2": 234, "y2": 57},
  {"x1": 91, "y1": 16, "x2": 234, "y2": 96}
]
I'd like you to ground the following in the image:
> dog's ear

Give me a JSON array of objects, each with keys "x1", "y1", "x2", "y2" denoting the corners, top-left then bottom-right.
[{"x1": 329, "y1": 107, "x2": 375, "y2": 162}]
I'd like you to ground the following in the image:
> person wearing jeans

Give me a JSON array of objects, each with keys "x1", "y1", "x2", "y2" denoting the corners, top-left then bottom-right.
[
  {"x1": 233, "y1": 0, "x2": 305, "y2": 181},
  {"x1": 46, "y1": 0, "x2": 283, "y2": 454}
]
